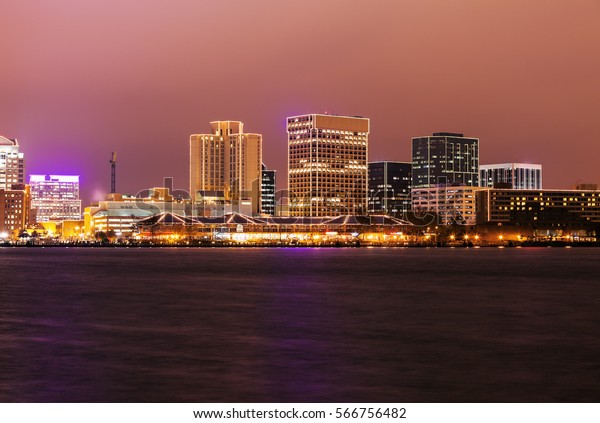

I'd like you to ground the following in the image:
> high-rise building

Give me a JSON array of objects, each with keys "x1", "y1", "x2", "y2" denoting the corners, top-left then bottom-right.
[
  {"x1": 0, "y1": 135, "x2": 25, "y2": 190},
  {"x1": 368, "y1": 161, "x2": 411, "y2": 216},
  {"x1": 0, "y1": 184, "x2": 32, "y2": 236},
  {"x1": 287, "y1": 114, "x2": 369, "y2": 217},
  {"x1": 412, "y1": 132, "x2": 479, "y2": 189},
  {"x1": 261, "y1": 163, "x2": 276, "y2": 216},
  {"x1": 30, "y1": 175, "x2": 82, "y2": 221},
  {"x1": 480, "y1": 163, "x2": 542, "y2": 189},
  {"x1": 190, "y1": 121, "x2": 262, "y2": 215}
]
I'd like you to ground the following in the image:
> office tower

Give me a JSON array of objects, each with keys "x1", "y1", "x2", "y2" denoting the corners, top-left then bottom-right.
[
  {"x1": 261, "y1": 163, "x2": 276, "y2": 216},
  {"x1": 411, "y1": 132, "x2": 479, "y2": 189},
  {"x1": 368, "y1": 161, "x2": 411, "y2": 216},
  {"x1": 0, "y1": 135, "x2": 25, "y2": 190},
  {"x1": 287, "y1": 114, "x2": 369, "y2": 217},
  {"x1": 0, "y1": 184, "x2": 31, "y2": 235},
  {"x1": 190, "y1": 121, "x2": 262, "y2": 215},
  {"x1": 480, "y1": 163, "x2": 542, "y2": 189},
  {"x1": 29, "y1": 175, "x2": 82, "y2": 221}
]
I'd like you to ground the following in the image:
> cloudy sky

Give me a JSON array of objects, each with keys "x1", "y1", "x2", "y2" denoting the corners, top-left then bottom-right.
[{"x1": 1, "y1": 0, "x2": 599, "y2": 204}]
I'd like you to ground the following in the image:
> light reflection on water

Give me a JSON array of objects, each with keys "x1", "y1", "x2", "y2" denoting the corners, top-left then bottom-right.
[{"x1": 1, "y1": 247, "x2": 599, "y2": 402}]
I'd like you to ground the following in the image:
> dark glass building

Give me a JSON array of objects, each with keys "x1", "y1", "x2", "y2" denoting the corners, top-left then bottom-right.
[
  {"x1": 368, "y1": 161, "x2": 411, "y2": 216},
  {"x1": 261, "y1": 163, "x2": 276, "y2": 216},
  {"x1": 411, "y1": 132, "x2": 479, "y2": 188}
]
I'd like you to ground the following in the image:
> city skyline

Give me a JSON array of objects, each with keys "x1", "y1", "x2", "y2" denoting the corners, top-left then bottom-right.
[
  {"x1": 3, "y1": 1, "x2": 600, "y2": 412},
  {"x1": 1, "y1": 0, "x2": 599, "y2": 206}
]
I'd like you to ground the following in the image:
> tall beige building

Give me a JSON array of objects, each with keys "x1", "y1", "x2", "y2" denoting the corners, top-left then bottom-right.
[
  {"x1": 287, "y1": 114, "x2": 369, "y2": 217},
  {"x1": 190, "y1": 121, "x2": 262, "y2": 214}
]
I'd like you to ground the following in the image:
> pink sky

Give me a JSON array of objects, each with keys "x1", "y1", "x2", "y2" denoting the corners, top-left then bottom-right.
[{"x1": 1, "y1": 0, "x2": 599, "y2": 204}]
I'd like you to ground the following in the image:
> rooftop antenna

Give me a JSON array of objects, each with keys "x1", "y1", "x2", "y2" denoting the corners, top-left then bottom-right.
[{"x1": 110, "y1": 151, "x2": 117, "y2": 194}]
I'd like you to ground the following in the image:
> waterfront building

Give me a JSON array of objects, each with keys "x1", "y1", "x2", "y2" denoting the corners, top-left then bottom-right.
[
  {"x1": 0, "y1": 135, "x2": 25, "y2": 190},
  {"x1": 190, "y1": 121, "x2": 262, "y2": 215},
  {"x1": 412, "y1": 186, "x2": 482, "y2": 225},
  {"x1": 287, "y1": 114, "x2": 369, "y2": 217},
  {"x1": 84, "y1": 190, "x2": 197, "y2": 238},
  {"x1": 411, "y1": 132, "x2": 479, "y2": 188},
  {"x1": 0, "y1": 184, "x2": 32, "y2": 236},
  {"x1": 476, "y1": 188, "x2": 600, "y2": 226},
  {"x1": 29, "y1": 175, "x2": 82, "y2": 221},
  {"x1": 480, "y1": 163, "x2": 542, "y2": 189},
  {"x1": 261, "y1": 163, "x2": 276, "y2": 216},
  {"x1": 54, "y1": 219, "x2": 86, "y2": 241},
  {"x1": 134, "y1": 212, "x2": 413, "y2": 245},
  {"x1": 368, "y1": 161, "x2": 411, "y2": 216}
]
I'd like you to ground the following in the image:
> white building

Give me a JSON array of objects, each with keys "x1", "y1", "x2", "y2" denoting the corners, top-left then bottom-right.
[
  {"x1": 480, "y1": 163, "x2": 542, "y2": 190},
  {"x1": 84, "y1": 190, "x2": 197, "y2": 237},
  {"x1": 30, "y1": 175, "x2": 82, "y2": 221},
  {"x1": 412, "y1": 186, "x2": 482, "y2": 225},
  {"x1": 0, "y1": 135, "x2": 25, "y2": 190}
]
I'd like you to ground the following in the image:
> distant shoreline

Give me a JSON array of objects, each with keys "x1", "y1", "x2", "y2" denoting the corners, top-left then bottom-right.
[{"x1": 2, "y1": 241, "x2": 599, "y2": 249}]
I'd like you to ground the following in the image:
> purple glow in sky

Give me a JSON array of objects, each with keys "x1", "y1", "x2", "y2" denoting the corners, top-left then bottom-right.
[{"x1": 1, "y1": 0, "x2": 599, "y2": 204}]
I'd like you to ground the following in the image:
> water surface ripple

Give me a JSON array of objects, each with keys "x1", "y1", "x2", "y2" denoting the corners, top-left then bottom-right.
[{"x1": 1, "y1": 247, "x2": 599, "y2": 402}]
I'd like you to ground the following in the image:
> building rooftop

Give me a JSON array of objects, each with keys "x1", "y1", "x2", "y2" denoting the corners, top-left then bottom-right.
[
  {"x1": 480, "y1": 163, "x2": 542, "y2": 169},
  {"x1": 432, "y1": 132, "x2": 464, "y2": 137},
  {"x1": 29, "y1": 175, "x2": 80, "y2": 183},
  {"x1": 0, "y1": 135, "x2": 18, "y2": 146}
]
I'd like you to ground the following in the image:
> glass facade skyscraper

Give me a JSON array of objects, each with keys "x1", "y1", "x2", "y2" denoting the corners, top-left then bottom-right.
[
  {"x1": 368, "y1": 161, "x2": 411, "y2": 216},
  {"x1": 411, "y1": 132, "x2": 479, "y2": 189},
  {"x1": 260, "y1": 163, "x2": 276, "y2": 216}
]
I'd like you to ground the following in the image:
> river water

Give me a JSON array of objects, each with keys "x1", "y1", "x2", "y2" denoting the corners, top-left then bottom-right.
[{"x1": 1, "y1": 247, "x2": 599, "y2": 402}]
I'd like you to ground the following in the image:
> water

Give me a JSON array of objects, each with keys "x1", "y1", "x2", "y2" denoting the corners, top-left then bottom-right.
[{"x1": 1, "y1": 247, "x2": 599, "y2": 402}]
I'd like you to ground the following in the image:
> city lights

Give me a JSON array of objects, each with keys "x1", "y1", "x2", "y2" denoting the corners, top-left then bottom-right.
[{"x1": 1, "y1": 116, "x2": 599, "y2": 246}]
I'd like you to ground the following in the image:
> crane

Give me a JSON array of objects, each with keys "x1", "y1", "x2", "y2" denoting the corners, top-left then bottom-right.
[{"x1": 110, "y1": 151, "x2": 117, "y2": 194}]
